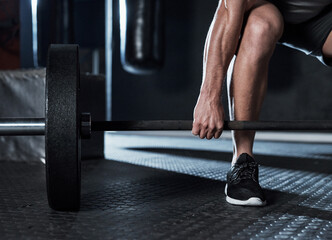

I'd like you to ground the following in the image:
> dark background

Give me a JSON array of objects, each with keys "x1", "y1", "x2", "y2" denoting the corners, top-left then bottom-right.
[
  {"x1": 110, "y1": 0, "x2": 332, "y2": 121},
  {"x1": 0, "y1": 0, "x2": 20, "y2": 69},
  {"x1": 2, "y1": 0, "x2": 332, "y2": 121}
]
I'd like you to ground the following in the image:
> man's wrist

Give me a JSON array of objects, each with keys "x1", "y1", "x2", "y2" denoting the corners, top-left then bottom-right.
[{"x1": 199, "y1": 88, "x2": 222, "y2": 102}]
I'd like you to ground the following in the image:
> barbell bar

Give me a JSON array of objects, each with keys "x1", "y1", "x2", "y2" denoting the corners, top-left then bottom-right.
[
  {"x1": 2, "y1": 118, "x2": 332, "y2": 136},
  {"x1": 90, "y1": 120, "x2": 332, "y2": 131},
  {"x1": 0, "y1": 118, "x2": 45, "y2": 135},
  {"x1": 2, "y1": 44, "x2": 332, "y2": 212}
]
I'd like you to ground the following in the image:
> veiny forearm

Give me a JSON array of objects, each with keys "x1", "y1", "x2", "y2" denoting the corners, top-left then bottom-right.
[{"x1": 201, "y1": 0, "x2": 249, "y2": 100}]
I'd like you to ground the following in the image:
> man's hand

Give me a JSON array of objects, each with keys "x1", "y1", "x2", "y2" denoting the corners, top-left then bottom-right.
[
  {"x1": 192, "y1": 94, "x2": 225, "y2": 140},
  {"x1": 191, "y1": 0, "x2": 249, "y2": 140}
]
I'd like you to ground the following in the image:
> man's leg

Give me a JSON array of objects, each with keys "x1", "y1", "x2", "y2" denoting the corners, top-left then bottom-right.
[
  {"x1": 228, "y1": 1, "x2": 284, "y2": 165},
  {"x1": 322, "y1": 31, "x2": 332, "y2": 64}
]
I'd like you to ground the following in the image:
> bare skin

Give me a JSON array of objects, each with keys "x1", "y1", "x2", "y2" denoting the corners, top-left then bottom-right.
[
  {"x1": 228, "y1": 2, "x2": 283, "y2": 163},
  {"x1": 192, "y1": 0, "x2": 284, "y2": 164},
  {"x1": 192, "y1": 0, "x2": 331, "y2": 165},
  {"x1": 322, "y1": 31, "x2": 332, "y2": 63},
  {"x1": 192, "y1": 0, "x2": 253, "y2": 140}
]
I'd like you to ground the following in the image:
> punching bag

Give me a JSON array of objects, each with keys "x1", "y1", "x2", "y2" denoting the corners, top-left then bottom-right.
[{"x1": 119, "y1": 0, "x2": 164, "y2": 75}]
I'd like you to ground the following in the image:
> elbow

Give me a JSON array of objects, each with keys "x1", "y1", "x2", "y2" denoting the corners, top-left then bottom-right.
[
  {"x1": 218, "y1": 0, "x2": 255, "y2": 14},
  {"x1": 244, "y1": 0, "x2": 258, "y2": 11}
]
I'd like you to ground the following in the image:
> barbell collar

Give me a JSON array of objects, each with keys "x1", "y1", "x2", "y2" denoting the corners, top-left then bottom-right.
[
  {"x1": 91, "y1": 120, "x2": 332, "y2": 131},
  {"x1": 0, "y1": 118, "x2": 45, "y2": 135},
  {"x1": 80, "y1": 113, "x2": 91, "y2": 139}
]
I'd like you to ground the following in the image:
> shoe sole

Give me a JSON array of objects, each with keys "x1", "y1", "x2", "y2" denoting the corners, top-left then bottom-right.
[{"x1": 224, "y1": 184, "x2": 267, "y2": 207}]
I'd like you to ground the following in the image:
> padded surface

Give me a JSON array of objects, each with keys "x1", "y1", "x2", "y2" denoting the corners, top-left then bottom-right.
[
  {"x1": 0, "y1": 133, "x2": 331, "y2": 239},
  {"x1": 0, "y1": 69, "x2": 45, "y2": 162}
]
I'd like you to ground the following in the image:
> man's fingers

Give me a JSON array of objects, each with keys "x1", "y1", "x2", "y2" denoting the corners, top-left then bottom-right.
[
  {"x1": 206, "y1": 128, "x2": 215, "y2": 140},
  {"x1": 192, "y1": 122, "x2": 224, "y2": 139},
  {"x1": 199, "y1": 124, "x2": 208, "y2": 139},
  {"x1": 191, "y1": 123, "x2": 200, "y2": 136},
  {"x1": 214, "y1": 124, "x2": 224, "y2": 139},
  {"x1": 214, "y1": 129, "x2": 222, "y2": 139},
  {"x1": 199, "y1": 129, "x2": 207, "y2": 139}
]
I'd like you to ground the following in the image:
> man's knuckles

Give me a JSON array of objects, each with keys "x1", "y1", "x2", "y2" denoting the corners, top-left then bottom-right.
[{"x1": 216, "y1": 123, "x2": 224, "y2": 130}]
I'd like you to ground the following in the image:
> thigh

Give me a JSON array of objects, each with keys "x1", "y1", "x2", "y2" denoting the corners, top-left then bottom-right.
[
  {"x1": 244, "y1": 0, "x2": 284, "y2": 36},
  {"x1": 278, "y1": 4, "x2": 332, "y2": 67},
  {"x1": 235, "y1": 0, "x2": 284, "y2": 53},
  {"x1": 267, "y1": 0, "x2": 332, "y2": 24},
  {"x1": 322, "y1": 31, "x2": 332, "y2": 63}
]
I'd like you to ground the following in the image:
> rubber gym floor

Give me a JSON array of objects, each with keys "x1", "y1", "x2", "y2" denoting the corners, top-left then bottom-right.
[{"x1": 0, "y1": 131, "x2": 331, "y2": 239}]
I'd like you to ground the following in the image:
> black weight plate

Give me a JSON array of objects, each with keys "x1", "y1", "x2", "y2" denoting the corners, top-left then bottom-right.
[{"x1": 45, "y1": 44, "x2": 81, "y2": 211}]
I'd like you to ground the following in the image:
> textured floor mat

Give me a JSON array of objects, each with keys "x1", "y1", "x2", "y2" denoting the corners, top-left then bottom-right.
[{"x1": 0, "y1": 133, "x2": 331, "y2": 239}]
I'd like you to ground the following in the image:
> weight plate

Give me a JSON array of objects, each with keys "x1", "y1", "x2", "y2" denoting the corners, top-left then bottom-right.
[{"x1": 45, "y1": 44, "x2": 81, "y2": 211}]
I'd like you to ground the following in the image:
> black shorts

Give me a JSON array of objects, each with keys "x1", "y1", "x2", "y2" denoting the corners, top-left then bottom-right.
[{"x1": 268, "y1": 1, "x2": 332, "y2": 66}]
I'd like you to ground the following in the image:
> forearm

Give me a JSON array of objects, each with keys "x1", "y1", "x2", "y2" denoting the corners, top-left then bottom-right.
[{"x1": 200, "y1": 0, "x2": 249, "y2": 99}]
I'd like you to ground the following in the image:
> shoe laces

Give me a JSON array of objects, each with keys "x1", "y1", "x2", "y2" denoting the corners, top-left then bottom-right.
[{"x1": 230, "y1": 162, "x2": 258, "y2": 183}]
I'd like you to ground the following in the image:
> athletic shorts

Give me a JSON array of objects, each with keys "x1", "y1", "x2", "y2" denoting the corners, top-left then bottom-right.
[{"x1": 268, "y1": 0, "x2": 332, "y2": 66}]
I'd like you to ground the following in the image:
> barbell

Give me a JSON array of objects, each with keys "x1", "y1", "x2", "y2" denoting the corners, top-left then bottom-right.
[{"x1": 2, "y1": 44, "x2": 332, "y2": 211}]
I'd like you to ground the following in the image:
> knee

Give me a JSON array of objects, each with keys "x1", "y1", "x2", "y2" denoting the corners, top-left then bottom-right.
[
  {"x1": 322, "y1": 32, "x2": 332, "y2": 59},
  {"x1": 247, "y1": 15, "x2": 283, "y2": 43},
  {"x1": 242, "y1": 12, "x2": 284, "y2": 60}
]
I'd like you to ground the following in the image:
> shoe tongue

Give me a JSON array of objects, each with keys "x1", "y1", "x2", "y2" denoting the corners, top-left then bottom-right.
[{"x1": 236, "y1": 153, "x2": 255, "y2": 164}]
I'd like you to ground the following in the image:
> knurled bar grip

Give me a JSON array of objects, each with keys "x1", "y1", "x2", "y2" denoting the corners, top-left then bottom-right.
[{"x1": 91, "y1": 120, "x2": 332, "y2": 131}]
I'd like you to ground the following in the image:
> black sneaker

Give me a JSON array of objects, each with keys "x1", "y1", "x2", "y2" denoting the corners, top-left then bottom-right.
[{"x1": 225, "y1": 153, "x2": 266, "y2": 206}]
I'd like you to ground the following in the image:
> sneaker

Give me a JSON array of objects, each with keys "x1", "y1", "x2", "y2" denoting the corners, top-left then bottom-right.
[{"x1": 225, "y1": 153, "x2": 266, "y2": 206}]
